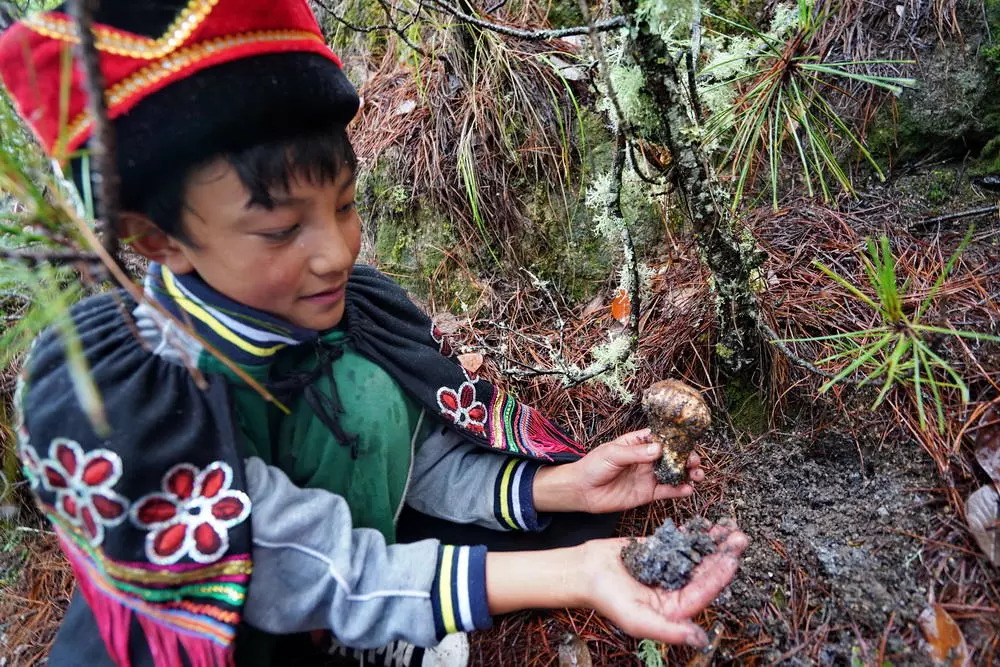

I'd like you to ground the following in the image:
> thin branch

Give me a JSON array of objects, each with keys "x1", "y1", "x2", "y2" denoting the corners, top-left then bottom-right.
[
  {"x1": 67, "y1": 0, "x2": 121, "y2": 270},
  {"x1": 314, "y1": 0, "x2": 428, "y2": 57},
  {"x1": 375, "y1": 0, "x2": 430, "y2": 57},
  {"x1": 759, "y1": 320, "x2": 859, "y2": 384},
  {"x1": 909, "y1": 204, "x2": 1000, "y2": 231},
  {"x1": 314, "y1": 0, "x2": 396, "y2": 32},
  {"x1": 523, "y1": 268, "x2": 567, "y2": 357},
  {"x1": 577, "y1": 0, "x2": 627, "y2": 131},
  {"x1": 687, "y1": 0, "x2": 703, "y2": 122},
  {"x1": 565, "y1": 129, "x2": 639, "y2": 387},
  {"x1": 425, "y1": 0, "x2": 626, "y2": 40},
  {"x1": 627, "y1": 140, "x2": 669, "y2": 185},
  {"x1": 0, "y1": 247, "x2": 102, "y2": 267}
]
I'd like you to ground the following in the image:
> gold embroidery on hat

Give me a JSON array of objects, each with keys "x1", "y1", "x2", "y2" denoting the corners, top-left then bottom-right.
[
  {"x1": 63, "y1": 30, "x2": 325, "y2": 148},
  {"x1": 22, "y1": 0, "x2": 220, "y2": 60}
]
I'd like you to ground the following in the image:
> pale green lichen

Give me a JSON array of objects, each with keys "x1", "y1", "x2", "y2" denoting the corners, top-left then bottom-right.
[
  {"x1": 636, "y1": 0, "x2": 694, "y2": 43},
  {"x1": 585, "y1": 333, "x2": 640, "y2": 402},
  {"x1": 695, "y1": 2, "x2": 805, "y2": 150},
  {"x1": 597, "y1": 37, "x2": 662, "y2": 134}
]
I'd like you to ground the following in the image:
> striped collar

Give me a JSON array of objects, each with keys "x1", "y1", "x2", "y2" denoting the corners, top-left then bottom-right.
[{"x1": 144, "y1": 263, "x2": 319, "y2": 365}]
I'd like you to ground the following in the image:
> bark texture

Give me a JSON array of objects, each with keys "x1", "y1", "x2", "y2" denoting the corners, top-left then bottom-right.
[{"x1": 620, "y1": 0, "x2": 763, "y2": 375}]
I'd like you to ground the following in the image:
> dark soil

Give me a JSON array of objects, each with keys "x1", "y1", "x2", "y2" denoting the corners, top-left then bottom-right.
[
  {"x1": 710, "y1": 432, "x2": 943, "y2": 665},
  {"x1": 621, "y1": 517, "x2": 717, "y2": 590}
]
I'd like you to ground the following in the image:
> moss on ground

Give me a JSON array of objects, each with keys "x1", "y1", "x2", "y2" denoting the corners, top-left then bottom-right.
[{"x1": 724, "y1": 377, "x2": 769, "y2": 435}]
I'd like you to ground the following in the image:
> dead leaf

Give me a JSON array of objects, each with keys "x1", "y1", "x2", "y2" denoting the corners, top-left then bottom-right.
[
  {"x1": 557, "y1": 633, "x2": 593, "y2": 667},
  {"x1": 393, "y1": 99, "x2": 417, "y2": 116},
  {"x1": 582, "y1": 294, "x2": 605, "y2": 318},
  {"x1": 966, "y1": 484, "x2": 1000, "y2": 567},
  {"x1": 918, "y1": 604, "x2": 969, "y2": 666},
  {"x1": 610, "y1": 289, "x2": 631, "y2": 322},
  {"x1": 457, "y1": 352, "x2": 484, "y2": 375},
  {"x1": 973, "y1": 405, "x2": 1000, "y2": 484}
]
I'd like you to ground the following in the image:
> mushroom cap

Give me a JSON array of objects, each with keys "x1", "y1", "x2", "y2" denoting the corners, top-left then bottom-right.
[{"x1": 642, "y1": 379, "x2": 711, "y2": 442}]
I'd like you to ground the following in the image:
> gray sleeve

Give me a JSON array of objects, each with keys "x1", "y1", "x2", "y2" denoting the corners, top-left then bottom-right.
[
  {"x1": 242, "y1": 457, "x2": 491, "y2": 648},
  {"x1": 405, "y1": 424, "x2": 549, "y2": 531}
]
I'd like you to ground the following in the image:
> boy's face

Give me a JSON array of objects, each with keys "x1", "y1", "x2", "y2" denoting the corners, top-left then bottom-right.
[{"x1": 165, "y1": 158, "x2": 361, "y2": 331}]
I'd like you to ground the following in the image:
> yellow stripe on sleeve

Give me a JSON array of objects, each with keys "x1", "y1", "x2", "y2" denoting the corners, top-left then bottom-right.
[
  {"x1": 498, "y1": 459, "x2": 519, "y2": 530},
  {"x1": 439, "y1": 546, "x2": 458, "y2": 635}
]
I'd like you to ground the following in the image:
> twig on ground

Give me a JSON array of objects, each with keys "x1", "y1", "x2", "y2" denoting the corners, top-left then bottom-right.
[
  {"x1": 759, "y1": 320, "x2": 858, "y2": 384},
  {"x1": 424, "y1": 0, "x2": 626, "y2": 40},
  {"x1": 910, "y1": 204, "x2": 1000, "y2": 231}
]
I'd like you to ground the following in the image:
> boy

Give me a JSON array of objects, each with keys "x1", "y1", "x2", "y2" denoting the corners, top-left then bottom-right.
[{"x1": 0, "y1": 1, "x2": 748, "y2": 665}]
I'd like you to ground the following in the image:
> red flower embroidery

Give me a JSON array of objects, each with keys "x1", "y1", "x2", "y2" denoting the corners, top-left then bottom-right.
[
  {"x1": 431, "y1": 324, "x2": 454, "y2": 357},
  {"x1": 36, "y1": 438, "x2": 127, "y2": 546},
  {"x1": 437, "y1": 381, "x2": 487, "y2": 435},
  {"x1": 130, "y1": 462, "x2": 250, "y2": 565}
]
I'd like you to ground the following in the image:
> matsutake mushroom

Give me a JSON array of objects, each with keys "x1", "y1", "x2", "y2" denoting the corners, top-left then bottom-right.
[{"x1": 642, "y1": 379, "x2": 710, "y2": 485}]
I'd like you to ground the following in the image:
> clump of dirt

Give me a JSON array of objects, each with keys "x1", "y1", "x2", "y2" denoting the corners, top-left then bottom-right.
[
  {"x1": 622, "y1": 517, "x2": 717, "y2": 590},
  {"x1": 713, "y1": 432, "x2": 941, "y2": 664}
]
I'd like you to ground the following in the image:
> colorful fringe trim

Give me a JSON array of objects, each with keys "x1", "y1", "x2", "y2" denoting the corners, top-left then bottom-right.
[
  {"x1": 485, "y1": 389, "x2": 584, "y2": 460},
  {"x1": 48, "y1": 509, "x2": 250, "y2": 667}
]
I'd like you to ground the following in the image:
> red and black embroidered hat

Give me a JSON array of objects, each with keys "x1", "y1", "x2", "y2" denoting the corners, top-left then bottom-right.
[{"x1": 0, "y1": 0, "x2": 359, "y2": 209}]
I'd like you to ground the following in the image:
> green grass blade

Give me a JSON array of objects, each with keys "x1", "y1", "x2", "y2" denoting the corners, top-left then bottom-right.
[
  {"x1": 818, "y1": 334, "x2": 895, "y2": 392},
  {"x1": 814, "y1": 261, "x2": 882, "y2": 310}
]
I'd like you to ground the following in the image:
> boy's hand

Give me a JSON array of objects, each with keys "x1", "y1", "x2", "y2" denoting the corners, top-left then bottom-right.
[
  {"x1": 579, "y1": 521, "x2": 748, "y2": 646},
  {"x1": 533, "y1": 429, "x2": 704, "y2": 514}
]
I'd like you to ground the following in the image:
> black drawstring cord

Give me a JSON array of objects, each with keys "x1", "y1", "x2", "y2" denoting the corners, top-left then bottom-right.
[{"x1": 267, "y1": 342, "x2": 360, "y2": 459}]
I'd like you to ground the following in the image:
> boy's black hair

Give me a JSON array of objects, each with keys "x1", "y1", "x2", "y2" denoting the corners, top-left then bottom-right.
[{"x1": 134, "y1": 123, "x2": 357, "y2": 241}]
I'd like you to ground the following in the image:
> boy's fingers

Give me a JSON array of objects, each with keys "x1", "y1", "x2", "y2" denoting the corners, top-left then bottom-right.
[
  {"x1": 686, "y1": 453, "x2": 702, "y2": 468},
  {"x1": 602, "y1": 438, "x2": 661, "y2": 468},
  {"x1": 607, "y1": 428, "x2": 653, "y2": 448},
  {"x1": 653, "y1": 483, "x2": 694, "y2": 500},
  {"x1": 667, "y1": 531, "x2": 750, "y2": 617},
  {"x1": 707, "y1": 517, "x2": 740, "y2": 542},
  {"x1": 626, "y1": 616, "x2": 708, "y2": 648}
]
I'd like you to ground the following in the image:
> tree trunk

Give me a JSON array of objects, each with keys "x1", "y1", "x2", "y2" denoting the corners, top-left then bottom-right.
[{"x1": 621, "y1": 0, "x2": 762, "y2": 376}]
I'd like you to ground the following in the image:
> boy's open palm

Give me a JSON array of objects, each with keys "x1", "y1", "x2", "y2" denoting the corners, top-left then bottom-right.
[{"x1": 582, "y1": 521, "x2": 749, "y2": 647}]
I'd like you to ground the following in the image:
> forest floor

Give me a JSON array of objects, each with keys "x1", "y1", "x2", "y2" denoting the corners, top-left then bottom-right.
[
  {"x1": 468, "y1": 429, "x2": 955, "y2": 666},
  {"x1": 462, "y1": 167, "x2": 1000, "y2": 664},
  {"x1": 1, "y1": 168, "x2": 998, "y2": 667}
]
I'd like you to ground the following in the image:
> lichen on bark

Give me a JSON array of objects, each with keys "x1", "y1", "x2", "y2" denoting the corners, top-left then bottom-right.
[{"x1": 619, "y1": 0, "x2": 764, "y2": 376}]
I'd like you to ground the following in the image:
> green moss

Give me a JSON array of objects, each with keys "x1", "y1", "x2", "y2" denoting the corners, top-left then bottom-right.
[
  {"x1": 724, "y1": 377, "x2": 769, "y2": 435},
  {"x1": 707, "y1": 0, "x2": 770, "y2": 30},
  {"x1": 868, "y1": 34, "x2": 1000, "y2": 166},
  {"x1": 925, "y1": 169, "x2": 956, "y2": 205},
  {"x1": 357, "y1": 103, "x2": 662, "y2": 311}
]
